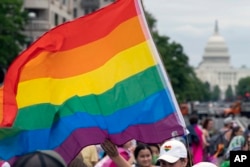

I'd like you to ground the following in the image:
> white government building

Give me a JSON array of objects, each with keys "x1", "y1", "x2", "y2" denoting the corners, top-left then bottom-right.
[{"x1": 195, "y1": 21, "x2": 250, "y2": 99}]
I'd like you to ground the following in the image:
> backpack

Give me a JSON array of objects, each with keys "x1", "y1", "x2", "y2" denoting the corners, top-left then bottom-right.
[
  {"x1": 187, "y1": 125, "x2": 200, "y2": 146},
  {"x1": 207, "y1": 130, "x2": 229, "y2": 157}
]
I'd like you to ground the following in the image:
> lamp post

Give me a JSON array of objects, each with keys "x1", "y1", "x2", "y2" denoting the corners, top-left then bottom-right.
[{"x1": 28, "y1": 12, "x2": 36, "y2": 44}]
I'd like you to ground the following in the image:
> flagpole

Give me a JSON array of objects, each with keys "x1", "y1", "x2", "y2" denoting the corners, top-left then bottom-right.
[
  {"x1": 137, "y1": 2, "x2": 191, "y2": 165},
  {"x1": 137, "y1": 0, "x2": 187, "y2": 134},
  {"x1": 140, "y1": 0, "x2": 145, "y2": 10}
]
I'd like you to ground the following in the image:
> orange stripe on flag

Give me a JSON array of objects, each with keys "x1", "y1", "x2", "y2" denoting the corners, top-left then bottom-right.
[{"x1": 19, "y1": 16, "x2": 146, "y2": 81}]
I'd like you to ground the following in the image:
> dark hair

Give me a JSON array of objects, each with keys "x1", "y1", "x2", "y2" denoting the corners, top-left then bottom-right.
[
  {"x1": 247, "y1": 124, "x2": 250, "y2": 130},
  {"x1": 68, "y1": 156, "x2": 87, "y2": 167},
  {"x1": 189, "y1": 115, "x2": 198, "y2": 125},
  {"x1": 230, "y1": 126, "x2": 241, "y2": 141},
  {"x1": 133, "y1": 144, "x2": 152, "y2": 159},
  {"x1": 148, "y1": 143, "x2": 160, "y2": 153},
  {"x1": 202, "y1": 118, "x2": 212, "y2": 129}
]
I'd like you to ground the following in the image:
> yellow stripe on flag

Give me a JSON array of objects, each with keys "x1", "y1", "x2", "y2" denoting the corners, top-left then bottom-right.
[{"x1": 17, "y1": 41, "x2": 157, "y2": 108}]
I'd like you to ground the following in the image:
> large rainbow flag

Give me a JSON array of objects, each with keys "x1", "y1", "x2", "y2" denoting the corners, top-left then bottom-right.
[{"x1": 0, "y1": 0, "x2": 186, "y2": 164}]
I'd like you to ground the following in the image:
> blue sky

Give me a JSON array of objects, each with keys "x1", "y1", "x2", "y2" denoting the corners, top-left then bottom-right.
[{"x1": 142, "y1": 0, "x2": 250, "y2": 68}]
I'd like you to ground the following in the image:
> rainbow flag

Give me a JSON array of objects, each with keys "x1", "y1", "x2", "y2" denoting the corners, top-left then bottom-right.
[{"x1": 0, "y1": 0, "x2": 186, "y2": 164}]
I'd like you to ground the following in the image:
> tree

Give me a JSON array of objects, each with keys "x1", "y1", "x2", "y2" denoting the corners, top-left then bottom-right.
[
  {"x1": 192, "y1": 81, "x2": 211, "y2": 102},
  {"x1": 0, "y1": 0, "x2": 28, "y2": 68},
  {"x1": 202, "y1": 81, "x2": 211, "y2": 101},
  {"x1": 225, "y1": 85, "x2": 234, "y2": 101},
  {"x1": 211, "y1": 85, "x2": 220, "y2": 101},
  {"x1": 145, "y1": 11, "x2": 206, "y2": 102},
  {"x1": 236, "y1": 76, "x2": 250, "y2": 100}
]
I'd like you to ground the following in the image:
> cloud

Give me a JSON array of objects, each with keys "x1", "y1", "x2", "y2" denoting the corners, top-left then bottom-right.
[
  {"x1": 143, "y1": 0, "x2": 250, "y2": 68},
  {"x1": 174, "y1": 25, "x2": 209, "y2": 36}
]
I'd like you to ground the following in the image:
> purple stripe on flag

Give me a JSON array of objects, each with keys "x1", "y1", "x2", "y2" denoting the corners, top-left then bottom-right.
[{"x1": 55, "y1": 113, "x2": 184, "y2": 164}]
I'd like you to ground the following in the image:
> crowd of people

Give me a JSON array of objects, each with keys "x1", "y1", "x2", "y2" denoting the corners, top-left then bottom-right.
[
  {"x1": 186, "y1": 114, "x2": 250, "y2": 167},
  {"x1": 78, "y1": 115, "x2": 249, "y2": 167},
  {"x1": 1, "y1": 115, "x2": 249, "y2": 167}
]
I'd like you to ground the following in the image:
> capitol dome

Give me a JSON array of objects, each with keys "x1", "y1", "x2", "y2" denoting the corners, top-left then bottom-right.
[
  {"x1": 195, "y1": 20, "x2": 250, "y2": 101},
  {"x1": 202, "y1": 20, "x2": 230, "y2": 64},
  {"x1": 208, "y1": 35, "x2": 225, "y2": 43}
]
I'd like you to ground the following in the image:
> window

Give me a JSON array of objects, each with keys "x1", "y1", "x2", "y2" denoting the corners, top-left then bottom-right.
[
  {"x1": 73, "y1": 8, "x2": 77, "y2": 18},
  {"x1": 85, "y1": 8, "x2": 90, "y2": 14},
  {"x1": 54, "y1": 13, "x2": 58, "y2": 26}
]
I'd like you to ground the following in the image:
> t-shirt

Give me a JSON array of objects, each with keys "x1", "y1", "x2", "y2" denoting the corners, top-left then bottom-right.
[{"x1": 81, "y1": 145, "x2": 98, "y2": 167}]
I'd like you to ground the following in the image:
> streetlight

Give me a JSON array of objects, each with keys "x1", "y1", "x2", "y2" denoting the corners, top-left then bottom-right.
[{"x1": 28, "y1": 12, "x2": 36, "y2": 44}]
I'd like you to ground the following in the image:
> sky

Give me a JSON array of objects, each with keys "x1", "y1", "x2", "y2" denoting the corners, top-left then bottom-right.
[{"x1": 142, "y1": 0, "x2": 250, "y2": 68}]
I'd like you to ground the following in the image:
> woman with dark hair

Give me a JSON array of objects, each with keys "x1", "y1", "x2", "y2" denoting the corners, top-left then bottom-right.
[
  {"x1": 202, "y1": 118, "x2": 214, "y2": 161},
  {"x1": 187, "y1": 115, "x2": 203, "y2": 164},
  {"x1": 132, "y1": 144, "x2": 157, "y2": 167}
]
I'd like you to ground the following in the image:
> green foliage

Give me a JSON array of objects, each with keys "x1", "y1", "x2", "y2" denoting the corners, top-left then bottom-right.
[
  {"x1": 236, "y1": 76, "x2": 250, "y2": 98},
  {"x1": 144, "y1": 11, "x2": 209, "y2": 103},
  {"x1": 202, "y1": 82, "x2": 211, "y2": 101},
  {"x1": 0, "y1": 0, "x2": 28, "y2": 68},
  {"x1": 225, "y1": 85, "x2": 234, "y2": 101},
  {"x1": 211, "y1": 85, "x2": 220, "y2": 101}
]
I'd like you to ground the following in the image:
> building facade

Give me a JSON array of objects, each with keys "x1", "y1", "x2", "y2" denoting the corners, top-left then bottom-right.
[
  {"x1": 23, "y1": 0, "x2": 114, "y2": 42},
  {"x1": 195, "y1": 21, "x2": 250, "y2": 99}
]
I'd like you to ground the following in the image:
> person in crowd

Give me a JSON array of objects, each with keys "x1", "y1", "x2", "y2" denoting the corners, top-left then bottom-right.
[
  {"x1": 80, "y1": 145, "x2": 99, "y2": 167},
  {"x1": 101, "y1": 138, "x2": 191, "y2": 167},
  {"x1": 220, "y1": 126, "x2": 245, "y2": 167},
  {"x1": 95, "y1": 139, "x2": 135, "y2": 167},
  {"x1": 202, "y1": 118, "x2": 215, "y2": 162},
  {"x1": 243, "y1": 131, "x2": 250, "y2": 151},
  {"x1": 12, "y1": 150, "x2": 67, "y2": 167},
  {"x1": 0, "y1": 160, "x2": 10, "y2": 167},
  {"x1": 69, "y1": 155, "x2": 88, "y2": 167},
  {"x1": 187, "y1": 115, "x2": 203, "y2": 164},
  {"x1": 192, "y1": 162, "x2": 217, "y2": 167},
  {"x1": 132, "y1": 143, "x2": 157, "y2": 167},
  {"x1": 157, "y1": 139, "x2": 189, "y2": 167},
  {"x1": 100, "y1": 139, "x2": 132, "y2": 167},
  {"x1": 219, "y1": 117, "x2": 234, "y2": 148},
  {"x1": 243, "y1": 123, "x2": 250, "y2": 137},
  {"x1": 147, "y1": 144, "x2": 160, "y2": 165},
  {"x1": 224, "y1": 126, "x2": 245, "y2": 160}
]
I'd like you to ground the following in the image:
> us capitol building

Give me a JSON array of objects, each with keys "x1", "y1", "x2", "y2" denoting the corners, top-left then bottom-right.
[{"x1": 195, "y1": 21, "x2": 250, "y2": 99}]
